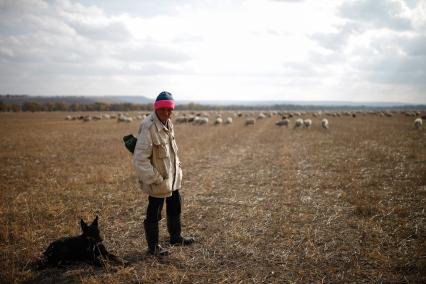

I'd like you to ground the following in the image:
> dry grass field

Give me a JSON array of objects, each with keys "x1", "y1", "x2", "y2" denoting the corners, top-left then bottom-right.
[{"x1": 1, "y1": 111, "x2": 425, "y2": 283}]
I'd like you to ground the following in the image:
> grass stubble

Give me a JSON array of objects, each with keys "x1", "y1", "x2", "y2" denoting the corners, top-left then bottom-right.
[{"x1": 0, "y1": 111, "x2": 425, "y2": 283}]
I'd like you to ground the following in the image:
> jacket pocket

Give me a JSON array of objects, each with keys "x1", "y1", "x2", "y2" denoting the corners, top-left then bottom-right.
[
  {"x1": 150, "y1": 179, "x2": 171, "y2": 196},
  {"x1": 152, "y1": 141, "x2": 169, "y2": 178},
  {"x1": 153, "y1": 141, "x2": 169, "y2": 158}
]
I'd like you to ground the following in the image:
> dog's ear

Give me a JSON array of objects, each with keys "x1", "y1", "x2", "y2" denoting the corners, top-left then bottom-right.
[
  {"x1": 80, "y1": 219, "x2": 89, "y2": 232},
  {"x1": 91, "y1": 215, "x2": 99, "y2": 227}
]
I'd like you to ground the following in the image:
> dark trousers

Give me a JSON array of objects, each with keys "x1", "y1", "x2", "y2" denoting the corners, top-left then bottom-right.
[{"x1": 146, "y1": 190, "x2": 182, "y2": 223}]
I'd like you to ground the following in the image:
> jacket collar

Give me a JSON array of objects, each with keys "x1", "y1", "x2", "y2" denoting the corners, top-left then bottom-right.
[{"x1": 152, "y1": 112, "x2": 171, "y2": 132}]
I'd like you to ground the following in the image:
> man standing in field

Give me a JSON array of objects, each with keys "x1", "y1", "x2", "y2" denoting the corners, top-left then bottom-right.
[{"x1": 133, "y1": 91, "x2": 194, "y2": 256}]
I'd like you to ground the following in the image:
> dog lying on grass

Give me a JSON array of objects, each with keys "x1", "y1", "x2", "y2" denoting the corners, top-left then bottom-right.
[{"x1": 41, "y1": 216, "x2": 126, "y2": 267}]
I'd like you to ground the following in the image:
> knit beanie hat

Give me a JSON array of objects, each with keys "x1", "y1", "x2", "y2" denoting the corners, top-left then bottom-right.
[{"x1": 154, "y1": 91, "x2": 175, "y2": 110}]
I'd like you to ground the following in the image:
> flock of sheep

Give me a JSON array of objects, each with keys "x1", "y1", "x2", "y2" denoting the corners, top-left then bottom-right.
[
  {"x1": 65, "y1": 110, "x2": 424, "y2": 130},
  {"x1": 65, "y1": 113, "x2": 146, "y2": 123},
  {"x1": 171, "y1": 110, "x2": 423, "y2": 130}
]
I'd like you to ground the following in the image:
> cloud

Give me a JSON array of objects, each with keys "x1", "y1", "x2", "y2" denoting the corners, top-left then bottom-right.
[
  {"x1": 66, "y1": 20, "x2": 131, "y2": 42},
  {"x1": 355, "y1": 34, "x2": 426, "y2": 86},
  {"x1": 307, "y1": 0, "x2": 426, "y2": 94},
  {"x1": 54, "y1": 1, "x2": 132, "y2": 42},
  {"x1": 270, "y1": 0, "x2": 305, "y2": 2},
  {"x1": 117, "y1": 43, "x2": 191, "y2": 63},
  {"x1": 310, "y1": 23, "x2": 362, "y2": 51},
  {"x1": 339, "y1": 0, "x2": 412, "y2": 31},
  {"x1": 0, "y1": 0, "x2": 192, "y2": 75},
  {"x1": 0, "y1": 0, "x2": 425, "y2": 103},
  {"x1": 399, "y1": 34, "x2": 426, "y2": 56}
]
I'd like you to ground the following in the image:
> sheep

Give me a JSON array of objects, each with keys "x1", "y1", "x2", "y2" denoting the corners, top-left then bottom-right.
[
  {"x1": 186, "y1": 115, "x2": 196, "y2": 123},
  {"x1": 175, "y1": 116, "x2": 187, "y2": 124},
  {"x1": 65, "y1": 115, "x2": 72, "y2": 120},
  {"x1": 257, "y1": 113, "x2": 266, "y2": 120},
  {"x1": 294, "y1": 118, "x2": 304, "y2": 128},
  {"x1": 303, "y1": 119, "x2": 312, "y2": 128},
  {"x1": 414, "y1": 118, "x2": 423, "y2": 129},
  {"x1": 245, "y1": 118, "x2": 255, "y2": 126},
  {"x1": 321, "y1": 118, "x2": 329, "y2": 129},
  {"x1": 117, "y1": 116, "x2": 133, "y2": 123},
  {"x1": 224, "y1": 117, "x2": 233, "y2": 125},
  {"x1": 214, "y1": 117, "x2": 223, "y2": 125},
  {"x1": 193, "y1": 117, "x2": 208, "y2": 125},
  {"x1": 275, "y1": 119, "x2": 289, "y2": 127}
]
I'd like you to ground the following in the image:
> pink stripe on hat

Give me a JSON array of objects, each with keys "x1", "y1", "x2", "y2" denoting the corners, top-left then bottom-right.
[{"x1": 154, "y1": 100, "x2": 175, "y2": 110}]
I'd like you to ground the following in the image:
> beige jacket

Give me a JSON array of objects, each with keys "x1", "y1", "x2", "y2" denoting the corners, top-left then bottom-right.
[{"x1": 133, "y1": 112, "x2": 183, "y2": 198}]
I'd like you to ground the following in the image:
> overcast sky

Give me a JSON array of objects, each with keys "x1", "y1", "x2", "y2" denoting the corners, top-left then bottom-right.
[{"x1": 0, "y1": 0, "x2": 425, "y2": 103}]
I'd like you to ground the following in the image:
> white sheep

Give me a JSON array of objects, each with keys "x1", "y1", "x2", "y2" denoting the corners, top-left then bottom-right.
[
  {"x1": 257, "y1": 113, "x2": 266, "y2": 120},
  {"x1": 117, "y1": 116, "x2": 133, "y2": 123},
  {"x1": 275, "y1": 119, "x2": 289, "y2": 127},
  {"x1": 303, "y1": 119, "x2": 312, "y2": 128},
  {"x1": 321, "y1": 118, "x2": 329, "y2": 129},
  {"x1": 214, "y1": 117, "x2": 223, "y2": 125},
  {"x1": 294, "y1": 118, "x2": 304, "y2": 128},
  {"x1": 193, "y1": 116, "x2": 208, "y2": 125},
  {"x1": 175, "y1": 116, "x2": 187, "y2": 123},
  {"x1": 224, "y1": 117, "x2": 233, "y2": 124},
  {"x1": 414, "y1": 118, "x2": 423, "y2": 129}
]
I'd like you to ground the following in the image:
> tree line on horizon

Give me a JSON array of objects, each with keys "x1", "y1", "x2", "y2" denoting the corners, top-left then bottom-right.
[
  {"x1": 1, "y1": 96, "x2": 425, "y2": 112},
  {"x1": 0, "y1": 101, "x2": 153, "y2": 112},
  {"x1": 0, "y1": 100, "x2": 240, "y2": 112}
]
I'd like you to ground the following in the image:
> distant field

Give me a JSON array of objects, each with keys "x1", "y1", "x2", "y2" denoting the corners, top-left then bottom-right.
[{"x1": 0, "y1": 111, "x2": 425, "y2": 283}]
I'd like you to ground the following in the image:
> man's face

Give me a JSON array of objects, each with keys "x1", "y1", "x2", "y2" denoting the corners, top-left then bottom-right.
[{"x1": 156, "y1": 108, "x2": 173, "y2": 123}]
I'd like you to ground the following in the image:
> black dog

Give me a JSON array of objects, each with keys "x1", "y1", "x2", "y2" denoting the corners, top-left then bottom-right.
[{"x1": 42, "y1": 216, "x2": 124, "y2": 267}]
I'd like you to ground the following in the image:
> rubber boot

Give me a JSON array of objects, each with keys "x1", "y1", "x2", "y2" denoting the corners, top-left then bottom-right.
[
  {"x1": 167, "y1": 215, "x2": 194, "y2": 246},
  {"x1": 143, "y1": 220, "x2": 169, "y2": 256}
]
